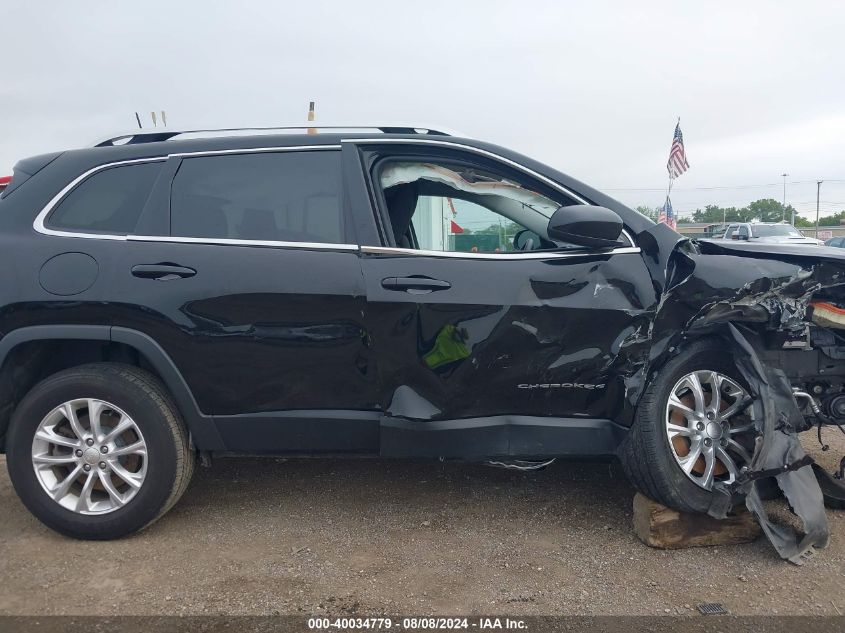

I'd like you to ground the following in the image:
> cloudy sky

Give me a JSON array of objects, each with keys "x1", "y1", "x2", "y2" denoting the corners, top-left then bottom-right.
[{"x1": 3, "y1": 1, "x2": 844, "y2": 220}]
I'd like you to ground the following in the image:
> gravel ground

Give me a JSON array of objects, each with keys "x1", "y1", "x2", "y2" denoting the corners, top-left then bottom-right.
[{"x1": 2, "y1": 429, "x2": 845, "y2": 616}]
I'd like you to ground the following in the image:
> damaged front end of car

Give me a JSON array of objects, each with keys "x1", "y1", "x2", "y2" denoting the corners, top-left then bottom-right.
[{"x1": 633, "y1": 223, "x2": 845, "y2": 563}]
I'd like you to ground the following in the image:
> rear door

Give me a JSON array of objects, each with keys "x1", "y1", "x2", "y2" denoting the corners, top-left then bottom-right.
[
  {"x1": 350, "y1": 142, "x2": 656, "y2": 458},
  {"x1": 114, "y1": 147, "x2": 379, "y2": 452}
]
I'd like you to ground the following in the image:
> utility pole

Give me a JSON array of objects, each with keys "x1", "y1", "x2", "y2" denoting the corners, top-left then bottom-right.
[
  {"x1": 816, "y1": 180, "x2": 823, "y2": 239},
  {"x1": 781, "y1": 173, "x2": 789, "y2": 222}
]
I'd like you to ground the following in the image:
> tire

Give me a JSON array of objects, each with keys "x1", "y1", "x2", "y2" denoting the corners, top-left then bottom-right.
[
  {"x1": 6, "y1": 363, "x2": 194, "y2": 539},
  {"x1": 619, "y1": 339, "x2": 756, "y2": 514}
]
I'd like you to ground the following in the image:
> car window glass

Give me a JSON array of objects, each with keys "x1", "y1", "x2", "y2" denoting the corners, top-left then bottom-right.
[
  {"x1": 170, "y1": 151, "x2": 347, "y2": 244},
  {"x1": 738, "y1": 226, "x2": 749, "y2": 239},
  {"x1": 409, "y1": 196, "x2": 538, "y2": 253},
  {"x1": 47, "y1": 162, "x2": 162, "y2": 234},
  {"x1": 378, "y1": 160, "x2": 581, "y2": 253},
  {"x1": 751, "y1": 224, "x2": 802, "y2": 238}
]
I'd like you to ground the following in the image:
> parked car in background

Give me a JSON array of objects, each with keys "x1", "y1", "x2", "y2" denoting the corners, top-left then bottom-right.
[
  {"x1": 825, "y1": 237, "x2": 845, "y2": 249},
  {"x1": 704, "y1": 223, "x2": 728, "y2": 239},
  {"x1": 722, "y1": 222, "x2": 821, "y2": 246},
  {"x1": 0, "y1": 176, "x2": 10, "y2": 194}
]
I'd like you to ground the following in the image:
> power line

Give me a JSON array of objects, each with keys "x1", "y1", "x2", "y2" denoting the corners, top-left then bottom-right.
[{"x1": 603, "y1": 178, "x2": 845, "y2": 192}]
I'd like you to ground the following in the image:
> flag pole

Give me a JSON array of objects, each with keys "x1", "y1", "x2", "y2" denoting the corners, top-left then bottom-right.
[
  {"x1": 665, "y1": 116, "x2": 680, "y2": 199},
  {"x1": 664, "y1": 176, "x2": 674, "y2": 226},
  {"x1": 663, "y1": 116, "x2": 681, "y2": 227}
]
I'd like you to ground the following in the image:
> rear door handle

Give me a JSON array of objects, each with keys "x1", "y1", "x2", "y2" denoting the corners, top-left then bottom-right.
[
  {"x1": 131, "y1": 264, "x2": 197, "y2": 281},
  {"x1": 381, "y1": 276, "x2": 452, "y2": 294}
]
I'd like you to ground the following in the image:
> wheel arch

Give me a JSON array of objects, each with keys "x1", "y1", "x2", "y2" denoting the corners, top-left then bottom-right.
[
  {"x1": 0, "y1": 325, "x2": 224, "y2": 452},
  {"x1": 636, "y1": 323, "x2": 771, "y2": 408},
  {"x1": 619, "y1": 330, "x2": 760, "y2": 512}
]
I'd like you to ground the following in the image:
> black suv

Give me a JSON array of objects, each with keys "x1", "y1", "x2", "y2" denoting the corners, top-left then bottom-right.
[{"x1": 2, "y1": 126, "x2": 844, "y2": 540}]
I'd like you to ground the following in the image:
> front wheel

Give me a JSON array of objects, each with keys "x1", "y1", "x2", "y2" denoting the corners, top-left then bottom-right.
[
  {"x1": 619, "y1": 340, "x2": 758, "y2": 513},
  {"x1": 6, "y1": 363, "x2": 194, "y2": 539}
]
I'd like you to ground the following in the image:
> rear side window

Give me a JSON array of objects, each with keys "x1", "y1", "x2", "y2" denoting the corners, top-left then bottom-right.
[
  {"x1": 170, "y1": 151, "x2": 346, "y2": 244},
  {"x1": 47, "y1": 162, "x2": 162, "y2": 234}
]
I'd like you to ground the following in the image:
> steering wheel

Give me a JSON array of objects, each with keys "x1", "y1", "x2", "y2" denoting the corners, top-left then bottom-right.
[{"x1": 513, "y1": 229, "x2": 538, "y2": 251}]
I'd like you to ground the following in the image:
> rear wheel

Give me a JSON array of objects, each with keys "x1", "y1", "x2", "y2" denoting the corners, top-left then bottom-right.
[
  {"x1": 6, "y1": 363, "x2": 194, "y2": 539},
  {"x1": 619, "y1": 340, "x2": 758, "y2": 513}
]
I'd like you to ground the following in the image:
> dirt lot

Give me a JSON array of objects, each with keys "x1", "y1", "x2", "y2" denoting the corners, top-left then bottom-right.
[{"x1": 2, "y1": 430, "x2": 845, "y2": 617}]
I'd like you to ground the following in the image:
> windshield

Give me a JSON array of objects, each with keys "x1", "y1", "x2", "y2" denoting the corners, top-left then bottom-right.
[{"x1": 751, "y1": 224, "x2": 803, "y2": 238}]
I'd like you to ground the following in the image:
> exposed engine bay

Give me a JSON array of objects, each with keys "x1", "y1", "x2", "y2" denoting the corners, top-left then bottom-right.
[{"x1": 783, "y1": 303, "x2": 845, "y2": 428}]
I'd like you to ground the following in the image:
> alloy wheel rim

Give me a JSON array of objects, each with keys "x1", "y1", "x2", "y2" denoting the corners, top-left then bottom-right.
[
  {"x1": 664, "y1": 370, "x2": 756, "y2": 490},
  {"x1": 31, "y1": 399, "x2": 147, "y2": 515}
]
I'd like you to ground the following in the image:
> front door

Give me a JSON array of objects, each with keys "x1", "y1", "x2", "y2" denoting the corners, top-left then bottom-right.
[{"x1": 353, "y1": 143, "x2": 655, "y2": 458}]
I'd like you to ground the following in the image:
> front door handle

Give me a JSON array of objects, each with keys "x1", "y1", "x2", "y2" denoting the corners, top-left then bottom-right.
[
  {"x1": 381, "y1": 276, "x2": 452, "y2": 294},
  {"x1": 131, "y1": 263, "x2": 197, "y2": 281}
]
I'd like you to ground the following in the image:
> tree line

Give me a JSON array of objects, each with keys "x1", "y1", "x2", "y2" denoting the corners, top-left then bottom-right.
[{"x1": 636, "y1": 199, "x2": 845, "y2": 228}]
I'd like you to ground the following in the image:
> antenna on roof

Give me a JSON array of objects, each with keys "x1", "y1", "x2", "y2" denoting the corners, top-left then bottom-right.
[
  {"x1": 135, "y1": 112, "x2": 142, "y2": 129},
  {"x1": 307, "y1": 101, "x2": 316, "y2": 135},
  {"x1": 151, "y1": 111, "x2": 158, "y2": 128},
  {"x1": 161, "y1": 111, "x2": 167, "y2": 127}
]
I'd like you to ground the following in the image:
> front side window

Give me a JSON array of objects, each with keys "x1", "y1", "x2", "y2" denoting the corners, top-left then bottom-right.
[
  {"x1": 378, "y1": 160, "x2": 574, "y2": 253},
  {"x1": 170, "y1": 150, "x2": 346, "y2": 244},
  {"x1": 47, "y1": 161, "x2": 162, "y2": 234}
]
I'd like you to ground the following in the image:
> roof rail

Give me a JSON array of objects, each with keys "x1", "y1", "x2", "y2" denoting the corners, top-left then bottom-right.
[{"x1": 94, "y1": 124, "x2": 460, "y2": 147}]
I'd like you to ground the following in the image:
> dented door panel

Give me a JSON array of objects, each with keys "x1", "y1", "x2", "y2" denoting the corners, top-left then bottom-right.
[{"x1": 362, "y1": 251, "x2": 657, "y2": 422}]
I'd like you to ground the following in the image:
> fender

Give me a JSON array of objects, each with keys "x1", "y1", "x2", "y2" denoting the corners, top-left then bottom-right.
[{"x1": 0, "y1": 324, "x2": 224, "y2": 450}]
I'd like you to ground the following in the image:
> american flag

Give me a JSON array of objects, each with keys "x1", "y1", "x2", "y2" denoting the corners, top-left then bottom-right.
[
  {"x1": 658, "y1": 197, "x2": 677, "y2": 230},
  {"x1": 667, "y1": 122, "x2": 689, "y2": 179}
]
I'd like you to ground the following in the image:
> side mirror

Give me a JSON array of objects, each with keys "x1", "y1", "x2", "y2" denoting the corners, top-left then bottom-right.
[{"x1": 547, "y1": 205, "x2": 623, "y2": 249}]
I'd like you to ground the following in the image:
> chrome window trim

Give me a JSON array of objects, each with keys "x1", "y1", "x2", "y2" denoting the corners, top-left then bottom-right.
[
  {"x1": 361, "y1": 245, "x2": 641, "y2": 260},
  {"x1": 34, "y1": 157, "x2": 168, "y2": 241},
  {"x1": 33, "y1": 145, "x2": 343, "y2": 241},
  {"x1": 33, "y1": 140, "x2": 639, "y2": 258},
  {"x1": 342, "y1": 137, "x2": 636, "y2": 247},
  {"x1": 128, "y1": 234, "x2": 358, "y2": 251}
]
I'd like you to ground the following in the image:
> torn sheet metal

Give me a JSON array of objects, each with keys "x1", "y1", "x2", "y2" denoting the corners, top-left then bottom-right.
[{"x1": 716, "y1": 324, "x2": 829, "y2": 564}]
